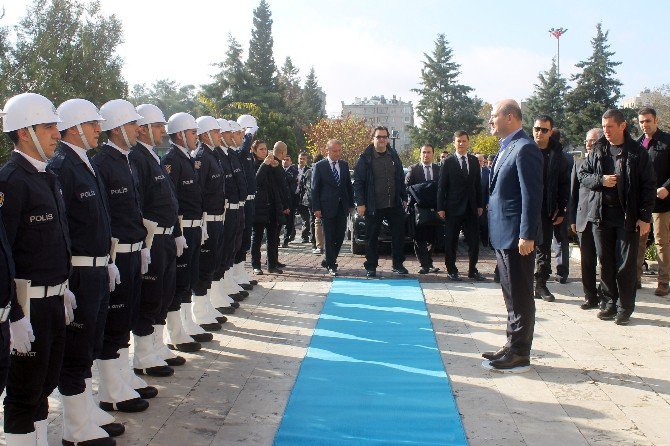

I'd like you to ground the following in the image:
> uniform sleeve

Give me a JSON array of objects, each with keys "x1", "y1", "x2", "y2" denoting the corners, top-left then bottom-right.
[
  {"x1": 556, "y1": 154, "x2": 570, "y2": 217},
  {"x1": 0, "y1": 176, "x2": 26, "y2": 321},
  {"x1": 353, "y1": 156, "x2": 366, "y2": 206}
]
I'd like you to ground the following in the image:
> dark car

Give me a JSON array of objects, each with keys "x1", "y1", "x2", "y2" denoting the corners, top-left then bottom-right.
[{"x1": 347, "y1": 212, "x2": 416, "y2": 255}]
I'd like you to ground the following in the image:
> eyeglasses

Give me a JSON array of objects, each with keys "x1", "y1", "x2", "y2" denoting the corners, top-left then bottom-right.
[
  {"x1": 374, "y1": 135, "x2": 389, "y2": 140},
  {"x1": 533, "y1": 127, "x2": 550, "y2": 134}
]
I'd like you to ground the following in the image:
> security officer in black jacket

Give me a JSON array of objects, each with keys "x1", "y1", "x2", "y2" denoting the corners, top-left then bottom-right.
[
  {"x1": 93, "y1": 99, "x2": 153, "y2": 415},
  {"x1": 50, "y1": 98, "x2": 120, "y2": 445},
  {"x1": 130, "y1": 105, "x2": 184, "y2": 374},
  {"x1": 531, "y1": 116, "x2": 569, "y2": 302},
  {"x1": 579, "y1": 109, "x2": 656, "y2": 325},
  {"x1": 0, "y1": 93, "x2": 71, "y2": 445}
]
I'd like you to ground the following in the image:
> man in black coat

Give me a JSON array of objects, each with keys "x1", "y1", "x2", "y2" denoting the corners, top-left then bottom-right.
[
  {"x1": 281, "y1": 156, "x2": 299, "y2": 247},
  {"x1": 406, "y1": 144, "x2": 441, "y2": 274},
  {"x1": 477, "y1": 154, "x2": 490, "y2": 246},
  {"x1": 437, "y1": 131, "x2": 484, "y2": 281},
  {"x1": 311, "y1": 140, "x2": 354, "y2": 276},
  {"x1": 531, "y1": 116, "x2": 569, "y2": 302},
  {"x1": 579, "y1": 109, "x2": 656, "y2": 325}
]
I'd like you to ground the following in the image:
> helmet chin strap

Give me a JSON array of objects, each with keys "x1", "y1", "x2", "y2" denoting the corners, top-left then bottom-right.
[
  {"x1": 148, "y1": 123, "x2": 156, "y2": 147},
  {"x1": 207, "y1": 131, "x2": 215, "y2": 148},
  {"x1": 180, "y1": 131, "x2": 188, "y2": 151},
  {"x1": 76, "y1": 124, "x2": 92, "y2": 151},
  {"x1": 27, "y1": 126, "x2": 49, "y2": 161},
  {"x1": 120, "y1": 125, "x2": 132, "y2": 149}
]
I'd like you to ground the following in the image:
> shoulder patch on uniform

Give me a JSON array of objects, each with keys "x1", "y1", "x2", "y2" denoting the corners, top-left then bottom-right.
[
  {"x1": 164, "y1": 165, "x2": 171, "y2": 174},
  {"x1": 194, "y1": 160, "x2": 201, "y2": 169}
]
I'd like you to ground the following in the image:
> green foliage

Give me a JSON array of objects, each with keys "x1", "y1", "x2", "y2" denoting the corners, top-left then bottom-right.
[
  {"x1": 258, "y1": 111, "x2": 298, "y2": 159},
  {"x1": 305, "y1": 115, "x2": 371, "y2": 167},
  {"x1": 129, "y1": 79, "x2": 199, "y2": 118},
  {"x1": 410, "y1": 34, "x2": 483, "y2": 149},
  {"x1": 469, "y1": 132, "x2": 499, "y2": 156},
  {"x1": 278, "y1": 56, "x2": 301, "y2": 113},
  {"x1": 202, "y1": 34, "x2": 253, "y2": 112},
  {"x1": 300, "y1": 67, "x2": 325, "y2": 125},
  {"x1": 245, "y1": 0, "x2": 282, "y2": 110},
  {"x1": 523, "y1": 58, "x2": 570, "y2": 131},
  {"x1": 398, "y1": 147, "x2": 420, "y2": 167}
]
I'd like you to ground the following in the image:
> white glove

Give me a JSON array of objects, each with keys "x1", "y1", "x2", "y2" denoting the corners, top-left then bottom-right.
[
  {"x1": 64, "y1": 289, "x2": 77, "y2": 326},
  {"x1": 107, "y1": 263, "x2": 121, "y2": 292},
  {"x1": 245, "y1": 125, "x2": 259, "y2": 136},
  {"x1": 201, "y1": 220, "x2": 209, "y2": 245},
  {"x1": 141, "y1": 247, "x2": 151, "y2": 275},
  {"x1": 10, "y1": 316, "x2": 35, "y2": 354},
  {"x1": 175, "y1": 236, "x2": 188, "y2": 257}
]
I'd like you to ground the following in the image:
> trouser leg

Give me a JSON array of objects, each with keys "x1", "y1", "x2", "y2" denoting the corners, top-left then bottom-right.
[
  {"x1": 654, "y1": 211, "x2": 670, "y2": 284},
  {"x1": 463, "y1": 212, "x2": 480, "y2": 273},
  {"x1": 594, "y1": 224, "x2": 619, "y2": 308},
  {"x1": 414, "y1": 225, "x2": 435, "y2": 268},
  {"x1": 553, "y1": 218, "x2": 570, "y2": 278},
  {"x1": 363, "y1": 212, "x2": 383, "y2": 271},
  {"x1": 389, "y1": 206, "x2": 406, "y2": 268},
  {"x1": 250, "y1": 222, "x2": 265, "y2": 269},
  {"x1": 267, "y1": 221, "x2": 280, "y2": 267},
  {"x1": 444, "y1": 215, "x2": 463, "y2": 274},
  {"x1": 616, "y1": 227, "x2": 639, "y2": 314},
  {"x1": 298, "y1": 205, "x2": 311, "y2": 241},
  {"x1": 534, "y1": 214, "x2": 553, "y2": 282},
  {"x1": 174, "y1": 226, "x2": 201, "y2": 308},
  {"x1": 0, "y1": 321, "x2": 8, "y2": 395},
  {"x1": 194, "y1": 221, "x2": 223, "y2": 295},
  {"x1": 135, "y1": 235, "x2": 175, "y2": 336},
  {"x1": 578, "y1": 223, "x2": 600, "y2": 303},
  {"x1": 636, "y1": 228, "x2": 648, "y2": 282}
]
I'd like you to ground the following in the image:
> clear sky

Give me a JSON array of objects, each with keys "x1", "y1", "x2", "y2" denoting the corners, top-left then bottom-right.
[{"x1": 2, "y1": 0, "x2": 668, "y2": 117}]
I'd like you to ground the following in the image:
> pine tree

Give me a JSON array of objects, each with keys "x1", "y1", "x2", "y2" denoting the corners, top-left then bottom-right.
[
  {"x1": 410, "y1": 34, "x2": 482, "y2": 149},
  {"x1": 300, "y1": 67, "x2": 325, "y2": 125},
  {"x1": 523, "y1": 58, "x2": 570, "y2": 130},
  {"x1": 564, "y1": 23, "x2": 622, "y2": 143},
  {"x1": 278, "y1": 56, "x2": 301, "y2": 113},
  {"x1": 246, "y1": 0, "x2": 282, "y2": 110},
  {"x1": 202, "y1": 34, "x2": 252, "y2": 111}
]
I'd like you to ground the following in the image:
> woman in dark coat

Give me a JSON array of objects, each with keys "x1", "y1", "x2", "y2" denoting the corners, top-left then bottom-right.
[{"x1": 251, "y1": 140, "x2": 290, "y2": 274}]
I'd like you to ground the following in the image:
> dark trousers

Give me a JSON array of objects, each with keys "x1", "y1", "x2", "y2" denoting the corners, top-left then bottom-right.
[
  {"x1": 0, "y1": 321, "x2": 10, "y2": 395},
  {"x1": 234, "y1": 200, "x2": 254, "y2": 264},
  {"x1": 479, "y1": 209, "x2": 489, "y2": 247},
  {"x1": 578, "y1": 222, "x2": 600, "y2": 303},
  {"x1": 534, "y1": 213, "x2": 555, "y2": 283},
  {"x1": 232, "y1": 209, "x2": 245, "y2": 268},
  {"x1": 100, "y1": 250, "x2": 141, "y2": 359},
  {"x1": 173, "y1": 226, "x2": 201, "y2": 309},
  {"x1": 414, "y1": 225, "x2": 437, "y2": 268},
  {"x1": 552, "y1": 218, "x2": 570, "y2": 279},
  {"x1": 495, "y1": 248, "x2": 536, "y2": 356},
  {"x1": 58, "y1": 266, "x2": 109, "y2": 396},
  {"x1": 282, "y1": 193, "x2": 299, "y2": 243},
  {"x1": 4, "y1": 295, "x2": 66, "y2": 433},
  {"x1": 251, "y1": 220, "x2": 280, "y2": 269},
  {"x1": 593, "y1": 223, "x2": 639, "y2": 314},
  {"x1": 444, "y1": 212, "x2": 480, "y2": 274},
  {"x1": 195, "y1": 221, "x2": 223, "y2": 294},
  {"x1": 220, "y1": 208, "x2": 239, "y2": 275},
  {"x1": 323, "y1": 203, "x2": 348, "y2": 269},
  {"x1": 364, "y1": 206, "x2": 406, "y2": 270},
  {"x1": 297, "y1": 204, "x2": 311, "y2": 241},
  {"x1": 134, "y1": 234, "x2": 176, "y2": 336}
]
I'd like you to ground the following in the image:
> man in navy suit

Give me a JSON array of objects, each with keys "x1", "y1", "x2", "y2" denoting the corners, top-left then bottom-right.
[
  {"x1": 482, "y1": 99, "x2": 543, "y2": 370},
  {"x1": 312, "y1": 139, "x2": 354, "y2": 276},
  {"x1": 477, "y1": 154, "x2": 490, "y2": 246}
]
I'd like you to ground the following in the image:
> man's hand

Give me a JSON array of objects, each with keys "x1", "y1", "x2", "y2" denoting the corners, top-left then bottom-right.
[
  {"x1": 571, "y1": 224, "x2": 577, "y2": 233},
  {"x1": 477, "y1": 207, "x2": 483, "y2": 217},
  {"x1": 658, "y1": 187, "x2": 669, "y2": 200},
  {"x1": 357, "y1": 205, "x2": 366, "y2": 217},
  {"x1": 283, "y1": 208, "x2": 290, "y2": 215},
  {"x1": 245, "y1": 125, "x2": 259, "y2": 136},
  {"x1": 602, "y1": 175, "x2": 618, "y2": 188},
  {"x1": 518, "y1": 238, "x2": 535, "y2": 256},
  {"x1": 438, "y1": 211, "x2": 446, "y2": 219},
  {"x1": 553, "y1": 215, "x2": 564, "y2": 226},
  {"x1": 402, "y1": 201, "x2": 408, "y2": 210},
  {"x1": 314, "y1": 210, "x2": 322, "y2": 219},
  {"x1": 263, "y1": 154, "x2": 274, "y2": 166},
  {"x1": 637, "y1": 220, "x2": 651, "y2": 236}
]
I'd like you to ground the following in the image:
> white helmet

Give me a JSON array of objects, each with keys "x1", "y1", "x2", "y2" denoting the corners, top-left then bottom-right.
[
  {"x1": 237, "y1": 114, "x2": 257, "y2": 129},
  {"x1": 99, "y1": 99, "x2": 143, "y2": 132},
  {"x1": 167, "y1": 112, "x2": 197, "y2": 134},
  {"x1": 229, "y1": 120, "x2": 243, "y2": 132},
  {"x1": 217, "y1": 118, "x2": 233, "y2": 132},
  {"x1": 2, "y1": 92, "x2": 61, "y2": 133},
  {"x1": 56, "y1": 99, "x2": 105, "y2": 132},
  {"x1": 136, "y1": 104, "x2": 167, "y2": 126},
  {"x1": 196, "y1": 116, "x2": 220, "y2": 135}
]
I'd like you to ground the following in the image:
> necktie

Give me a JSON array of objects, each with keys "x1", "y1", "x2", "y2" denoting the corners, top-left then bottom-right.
[
  {"x1": 461, "y1": 155, "x2": 468, "y2": 174},
  {"x1": 425, "y1": 165, "x2": 431, "y2": 181},
  {"x1": 332, "y1": 161, "x2": 340, "y2": 186}
]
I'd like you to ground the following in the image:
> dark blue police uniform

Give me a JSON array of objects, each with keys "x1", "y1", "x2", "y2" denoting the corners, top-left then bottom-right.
[
  {"x1": 234, "y1": 134, "x2": 255, "y2": 265},
  {"x1": 0, "y1": 212, "x2": 16, "y2": 396}
]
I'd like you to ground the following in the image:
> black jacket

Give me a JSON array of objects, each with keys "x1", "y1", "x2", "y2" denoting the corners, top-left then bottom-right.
[
  {"x1": 569, "y1": 158, "x2": 590, "y2": 232},
  {"x1": 405, "y1": 162, "x2": 440, "y2": 187},
  {"x1": 353, "y1": 144, "x2": 406, "y2": 214},
  {"x1": 578, "y1": 132, "x2": 656, "y2": 231},
  {"x1": 437, "y1": 153, "x2": 482, "y2": 216},
  {"x1": 638, "y1": 128, "x2": 670, "y2": 213},
  {"x1": 540, "y1": 138, "x2": 570, "y2": 218},
  {"x1": 253, "y1": 157, "x2": 290, "y2": 224}
]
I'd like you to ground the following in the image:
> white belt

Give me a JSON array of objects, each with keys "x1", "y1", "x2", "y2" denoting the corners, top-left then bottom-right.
[
  {"x1": 246, "y1": 194, "x2": 255, "y2": 200},
  {"x1": 0, "y1": 303, "x2": 11, "y2": 323},
  {"x1": 239, "y1": 200, "x2": 246, "y2": 205},
  {"x1": 28, "y1": 280, "x2": 68, "y2": 299},
  {"x1": 155, "y1": 226, "x2": 174, "y2": 235},
  {"x1": 181, "y1": 219, "x2": 202, "y2": 228},
  {"x1": 205, "y1": 214, "x2": 224, "y2": 222},
  {"x1": 226, "y1": 203, "x2": 240, "y2": 210},
  {"x1": 71, "y1": 255, "x2": 109, "y2": 267},
  {"x1": 116, "y1": 242, "x2": 143, "y2": 253}
]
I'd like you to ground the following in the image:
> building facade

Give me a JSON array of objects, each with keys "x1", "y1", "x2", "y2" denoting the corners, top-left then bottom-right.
[{"x1": 341, "y1": 95, "x2": 414, "y2": 151}]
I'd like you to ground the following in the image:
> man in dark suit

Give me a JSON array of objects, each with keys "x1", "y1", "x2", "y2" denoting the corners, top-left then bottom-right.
[
  {"x1": 482, "y1": 99, "x2": 543, "y2": 370},
  {"x1": 437, "y1": 131, "x2": 484, "y2": 281},
  {"x1": 477, "y1": 154, "x2": 490, "y2": 246},
  {"x1": 406, "y1": 144, "x2": 441, "y2": 274},
  {"x1": 281, "y1": 156, "x2": 299, "y2": 247},
  {"x1": 312, "y1": 139, "x2": 354, "y2": 276}
]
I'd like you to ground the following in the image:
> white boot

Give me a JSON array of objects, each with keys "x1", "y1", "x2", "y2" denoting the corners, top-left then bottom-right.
[
  {"x1": 34, "y1": 419, "x2": 48, "y2": 446},
  {"x1": 192, "y1": 294, "x2": 221, "y2": 325},
  {"x1": 85, "y1": 378, "x2": 116, "y2": 426},
  {"x1": 62, "y1": 392, "x2": 111, "y2": 444},
  {"x1": 166, "y1": 310, "x2": 200, "y2": 352},
  {"x1": 153, "y1": 325, "x2": 179, "y2": 361},
  {"x1": 210, "y1": 280, "x2": 235, "y2": 309},
  {"x1": 235, "y1": 261, "x2": 254, "y2": 285},
  {"x1": 232, "y1": 262, "x2": 249, "y2": 285},
  {"x1": 225, "y1": 271, "x2": 244, "y2": 293},
  {"x1": 132, "y1": 334, "x2": 168, "y2": 370},
  {"x1": 117, "y1": 348, "x2": 149, "y2": 391},
  {"x1": 181, "y1": 304, "x2": 209, "y2": 336},
  {"x1": 96, "y1": 359, "x2": 141, "y2": 407},
  {"x1": 5, "y1": 431, "x2": 37, "y2": 446}
]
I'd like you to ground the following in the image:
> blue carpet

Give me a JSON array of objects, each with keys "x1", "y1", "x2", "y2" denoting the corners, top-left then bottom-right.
[{"x1": 274, "y1": 278, "x2": 468, "y2": 446}]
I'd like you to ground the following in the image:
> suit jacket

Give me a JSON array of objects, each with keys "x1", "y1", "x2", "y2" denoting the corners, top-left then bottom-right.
[
  {"x1": 406, "y1": 162, "x2": 440, "y2": 187},
  {"x1": 480, "y1": 166, "x2": 490, "y2": 207},
  {"x1": 311, "y1": 158, "x2": 354, "y2": 219},
  {"x1": 437, "y1": 153, "x2": 482, "y2": 216},
  {"x1": 488, "y1": 129, "x2": 543, "y2": 250},
  {"x1": 568, "y1": 158, "x2": 589, "y2": 232},
  {"x1": 284, "y1": 164, "x2": 299, "y2": 195}
]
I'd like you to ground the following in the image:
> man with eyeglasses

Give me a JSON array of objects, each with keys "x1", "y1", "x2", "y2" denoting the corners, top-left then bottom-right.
[
  {"x1": 531, "y1": 115, "x2": 569, "y2": 302},
  {"x1": 636, "y1": 107, "x2": 670, "y2": 296},
  {"x1": 353, "y1": 126, "x2": 408, "y2": 277},
  {"x1": 570, "y1": 128, "x2": 605, "y2": 309}
]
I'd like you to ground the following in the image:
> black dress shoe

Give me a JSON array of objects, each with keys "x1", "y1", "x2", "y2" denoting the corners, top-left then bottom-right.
[
  {"x1": 135, "y1": 385, "x2": 158, "y2": 399},
  {"x1": 418, "y1": 267, "x2": 430, "y2": 275},
  {"x1": 99, "y1": 397, "x2": 149, "y2": 413},
  {"x1": 134, "y1": 365, "x2": 174, "y2": 377},
  {"x1": 328, "y1": 268, "x2": 338, "y2": 277},
  {"x1": 636, "y1": 281, "x2": 642, "y2": 289},
  {"x1": 230, "y1": 293, "x2": 245, "y2": 302},
  {"x1": 62, "y1": 436, "x2": 116, "y2": 446},
  {"x1": 366, "y1": 269, "x2": 376, "y2": 278},
  {"x1": 253, "y1": 268, "x2": 263, "y2": 275},
  {"x1": 597, "y1": 306, "x2": 617, "y2": 320},
  {"x1": 580, "y1": 301, "x2": 599, "y2": 310},
  {"x1": 190, "y1": 332, "x2": 214, "y2": 342},
  {"x1": 267, "y1": 267, "x2": 283, "y2": 274},
  {"x1": 239, "y1": 283, "x2": 253, "y2": 291},
  {"x1": 301, "y1": 238, "x2": 310, "y2": 243},
  {"x1": 217, "y1": 306, "x2": 236, "y2": 314},
  {"x1": 236, "y1": 289, "x2": 249, "y2": 298},
  {"x1": 230, "y1": 301, "x2": 240, "y2": 309},
  {"x1": 468, "y1": 270, "x2": 486, "y2": 281},
  {"x1": 215, "y1": 315, "x2": 227, "y2": 324},
  {"x1": 100, "y1": 422, "x2": 125, "y2": 437},
  {"x1": 282, "y1": 241, "x2": 289, "y2": 248},
  {"x1": 447, "y1": 272, "x2": 462, "y2": 281},
  {"x1": 276, "y1": 262, "x2": 287, "y2": 268},
  {"x1": 615, "y1": 312, "x2": 631, "y2": 325},
  {"x1": 482, "y1": 347, "x2": 509, "y2": 361},
  {"x1": 392, "y1": 266, "x2": 409, "y2": 275},
  {"x1": 199, "y1": 322, "x2": 222, "y2": 332},
  {"x1": 429, "y1": 267, "x2": 440, "y2": 273},
  {"x1": 168, "y1": 341, "x2": 202, "y2": 353},
  {"x1": 558, "y1": 276, "x2": 568, "y2": 284},
  {"x1": 321, "y1": 259, "x2": 328, "y2": 268},
  {"x1": 165, "y1": 356, "x2": 186, "y2": 366},
  {"x1": 249, "y1": 279, "x2": 258, "y2": 286},
  {"x1": 489, "y1": 351, "x2": 530, "y2": 369},
  {"x1": 534, "y1": 283, "x2": 555, "y2": 302}
]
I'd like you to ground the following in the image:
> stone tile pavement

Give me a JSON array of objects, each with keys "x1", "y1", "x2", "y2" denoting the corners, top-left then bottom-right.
[{"x1": 1, "y1": 240, "x2": 668, "y2": 445}]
